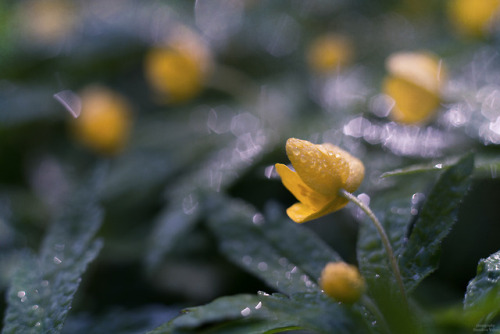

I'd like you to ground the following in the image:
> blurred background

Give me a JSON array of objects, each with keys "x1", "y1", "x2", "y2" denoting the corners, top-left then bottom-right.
[{"x1": 2, "y1": 0, "x2": 500, "y2": 332}]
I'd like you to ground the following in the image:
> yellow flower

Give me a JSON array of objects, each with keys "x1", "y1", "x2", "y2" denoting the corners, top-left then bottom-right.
[
  {"x1": 320, "y1": 262, "x2": 365, "y2": 304},
  {"x1": 71, "y1": 86, "x2": 132, "y2": 155},
  {"x1": 275, "y1": 138, "x2": 364, "y2": 223},
  {"x1": 144, "y1": 26, "x2": 212, "y2": 104},
  {"x1": 383, "y1": 51, "x2": 446, "y2": 125},
  {"x1": 447, "y1": 0, "x2": 500, "y2": 38},
  {"x1": 307, "y1": 34, "x2": 353, "y2": 73}
]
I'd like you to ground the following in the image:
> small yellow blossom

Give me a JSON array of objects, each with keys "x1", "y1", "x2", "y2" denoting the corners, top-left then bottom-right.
[
  {"x1": 144, "y1": 26, "x2": 212, "y2": 104},
  {"x1": 275, "y1": 138, "x2": 364, "y2": 223},
  {"x1": 320, "y1": 262, "x2": 366, "y2": 304},
  {"x1": 448, "y1": 0, "x2": 500, "y2": 38},
  {"x1": 307, "y1": 34, "x2": 353, "y2": 73},
  {"x1": 71, "y1": 86, "x2": 132, "y2": 155},
  {"x1": 383, "y1": 51, "x2": 446, "y2": 124}
]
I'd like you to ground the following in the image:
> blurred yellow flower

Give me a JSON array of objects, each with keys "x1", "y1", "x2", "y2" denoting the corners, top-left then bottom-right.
[
  {"x1": 307, "y1": 34, "x2": 353, "y2": 73},
  {"x1": 448, "y1": 0, "x2": 500, "y2": 38},
  {"x1": 320, "y1": 262, "x2": 365, "y2": 304},
  {"x1": 275, "y1": 138, "x2": 364, "y2": 223},
  {"x1": 72, "y1": 86, "x2": 132, "y2": 155},
  {"x1": 383, "y1": 51, "x2": 446, "y2": 124},
  {"x1": 144, "y1": 26, "x2": 212, "y2": 104}
]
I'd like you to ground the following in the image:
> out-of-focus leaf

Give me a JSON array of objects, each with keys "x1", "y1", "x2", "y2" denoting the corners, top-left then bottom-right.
[
  {"x1": 62, "y1": 306, "x2": 177, "y2": 334},
  {"x1": 0, "y1": 85, "x2": 60, "y2": 125},
  {"x1": 147, "y1": 292, "x2": 361, "y2": 334},
  {"x1": 206, "y1": 194, "x2": 342, "y2": 296},
  {"x1": 399, "y1": 154, "x2": 474, "y2": 292},
  {"x1": 1, "y1": 178, "x2": 104, "y2": 334},
  {"x1": 464, "y1": 250, "x2": 500, "y2": 324}
]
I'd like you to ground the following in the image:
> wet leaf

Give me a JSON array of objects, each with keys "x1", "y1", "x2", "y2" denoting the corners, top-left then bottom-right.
[
  {"x1": 1, "y1": 178, "x2": 104, "y2": 334},
  {"x1": 399, "y1": 154, "x2": 474, "y2": 292},
  {"x1": 147, "y1": 292, "x2": 360, "y2": 334},
  {"x1": 380, "y1": 159, "x2": 456, "y2": 178},
  {"x1": 206, "y1": 194, "x2": 342, "y2": 296},
  {"x1": 464, "y1": 250, "x2": 500, "y2": 323}
]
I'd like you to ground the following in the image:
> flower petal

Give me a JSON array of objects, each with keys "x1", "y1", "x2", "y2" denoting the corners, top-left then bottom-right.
[
  {"x1": 286, "y1": 197, "x2": 349, "y2": 223},
  {"x1": 285, "y1": 138, "x2": 344, "y2": 196},
  {"x1": 320, "y1": 143, "x2": 365, "y2": 192},
  {"x1": 275, "y1": 163, "x2": 330, "y2": 211}
]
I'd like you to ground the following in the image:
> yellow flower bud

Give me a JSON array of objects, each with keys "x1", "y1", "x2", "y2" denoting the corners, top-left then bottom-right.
[
  {"x1": 275, "y1": 138, "x2": 364, "y2": 223},
  {"x1": 144, "y1": 26, "x2": 212, "y2": 104},
  {"x1": 71, "y1": 86, "x2": 132, "y2": 155},
  {"x1": 383, "y1": 51, "x2": 446, "y2": 125},
  {"x1": 320, "y1": 262, "x2": 365, "y2": 304},
  {"x1": 447, "y1": 0, "x2": 500, "y2": 38},
  {"x1": 307, "y1": 34, "x2": 353, "y2": 73}
]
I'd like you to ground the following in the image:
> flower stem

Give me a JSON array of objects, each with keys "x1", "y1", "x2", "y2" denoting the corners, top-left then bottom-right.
[{"x1": 339, "y1": 189, "x2": 408, "y2": 306}]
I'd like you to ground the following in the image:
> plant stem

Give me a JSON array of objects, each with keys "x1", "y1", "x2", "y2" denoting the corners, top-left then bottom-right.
[{"x1": 339, "y1": 188, "x2": 408, "y2": 306}]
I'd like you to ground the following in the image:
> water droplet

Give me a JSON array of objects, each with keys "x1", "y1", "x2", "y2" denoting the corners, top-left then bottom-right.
[
  {"x1": 252, "y1": 213, "x2": 264, "y2": 225},
  {"x1": 257, "y1": 291, "x2": 269, "y2": 296},
  {"x1": 434, "y1": 163, "x2": 443, "y2": 169},
  {"x1": 17, "y1": 291, "x2": 26, "y2": 298},
  {"x1": 240, "y1": 307, "x2": 251, "y2": 316},
  {"x1": 32, "y1": 305, "x2": 39, "y2": 311},
  {"x1": 182, "y1": 194, "x2": 199, "y2": 215},
  {"x1": 257, "y1": 262, "x2": 268, "y2": 271},
  {"x1": 371, "y1": 320, "x2": 377, "y2": 326},
  {"x1": 242, "y1": 256, "x2": 252, "y2": 266},
  {"x1": 41, "y1": 280, "x2": 49, "y2": 287},
  {"x1": 35, "y1": 322, "x2": 41, "y2": 327},
  {"x1": 411, "y1": 193, "x2": 425, "y2": 204},
  {"x1": 374, "y1": 274, "x2": 380, "y2": 279},
  {"x1": 255, "y1": 302, "x2": 262, "y2": 309},
  {"x1": 53, "y1": 256, "x2": 62, "y2": 264}
]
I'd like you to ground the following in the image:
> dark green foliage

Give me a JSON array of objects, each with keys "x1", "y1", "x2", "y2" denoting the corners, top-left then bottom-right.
[
  {"x1": 399, "y1": 154, "x2": 474, "y2": 292},
  {"x1": 1, "y1": 180, "x2": 104, "y2": 334}
]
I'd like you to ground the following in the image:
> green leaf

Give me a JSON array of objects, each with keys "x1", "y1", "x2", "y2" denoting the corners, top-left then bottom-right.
[
  {"x1": 147, "y1": 292, "x2": 361, "y2": 334},
  {"x1": 399, "y1": 154, "x2": 474, "y2": 292},
  {"x1": 2, "y1": 180, "x2": 104, "y2": 334},
  {"x1": 380, "y1": 159, "x2": 456, "y2": 178},
  {"x1": 206, "y1": 195, "x2": 342, "y2": 296},
  {"x1": 463, "y1": 250, "x2": 500, "y2": 323}
]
